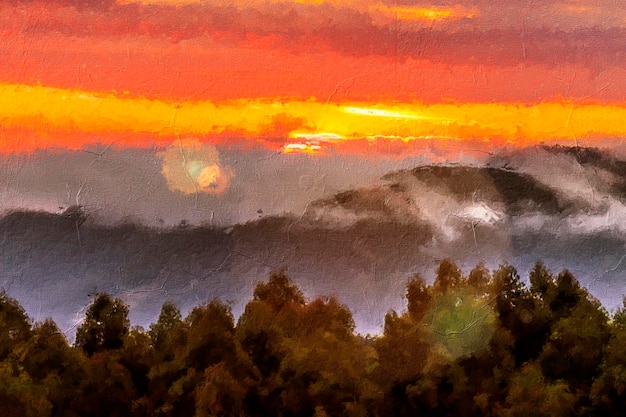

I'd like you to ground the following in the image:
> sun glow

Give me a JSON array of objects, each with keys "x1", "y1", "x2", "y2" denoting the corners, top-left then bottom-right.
[
  {"x1": 283, "y1": 142, "x2": 324, "y2": 154},
  {"x1": 370, "y1": 4, "x2": 477, "y2": 21},
  {"x1": 159, "y1": 139, "x2": 233, "y2": 194},
  {"x1": 290, "y1": 132, "x2": 344, "y2": 141},
  {"x1": 2, "y1": 83, "x2": 626, "y2": 154},
  {"x1": 342, "y1": 106, "x2": 437, "y2": 120}
]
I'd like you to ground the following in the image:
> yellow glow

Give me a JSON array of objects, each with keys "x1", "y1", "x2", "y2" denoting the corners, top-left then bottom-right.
[
  {"x1": 2, "y1": 84, "x2": 626, "y2": 153},
  {"x1": 116, "y1": 0, "x2": 203, "y2": 5},
  {"x1": 283, "y1": 143, "x2": 323, "y2": 154},
  {"x1": 343, "y1": 106, "x2": 438, "y2": 120},
  {"x1": 366, "y1": 135, "x2": 456, "y2": 143},
  {"x1": 114, "y1": 0, "x2": 477, "y2": 22},
  {"x1": 290, "y1": 132, "x2": 344, "y2": 141},
  {"x1": 290, "y1": 0, "x2": 325, "y2": 4},
  {"x1": 196, "y1": 165, "x2": 219, "y2": 187},
  {"x1": 370, "y1": 4, "x2": 476, "y2": 21},
  {"x1": 116, "y1": 0, "x2": 365, "y2": 7},
  {"x1": 563, "y1": 5, "x2": 594, "y2": 13},
  {"x1": 159, "y1": 139, "x2": 232, "y2": 194}
]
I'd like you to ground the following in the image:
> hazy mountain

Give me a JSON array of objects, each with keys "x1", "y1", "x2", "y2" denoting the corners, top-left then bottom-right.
[{"x1": 2, "y1": 145, "x2": 626, "y2": 336}]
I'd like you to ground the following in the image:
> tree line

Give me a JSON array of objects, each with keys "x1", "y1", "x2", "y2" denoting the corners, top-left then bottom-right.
[{"x1": 1, "y1": 260, "x2": 626, "y2": 416}]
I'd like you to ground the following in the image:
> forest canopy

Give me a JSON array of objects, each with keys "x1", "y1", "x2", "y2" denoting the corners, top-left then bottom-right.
[{"x1": 1, "y1": 261, "x2": 626, "y2": 416}]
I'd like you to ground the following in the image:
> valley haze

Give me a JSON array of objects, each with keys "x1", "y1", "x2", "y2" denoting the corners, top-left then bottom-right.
[{"x1": 2, "y1": 145, "x2": 626, "y2": 337}]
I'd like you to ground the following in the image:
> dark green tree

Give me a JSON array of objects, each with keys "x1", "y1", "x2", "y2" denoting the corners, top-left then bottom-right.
[
  {"x1": 0, "y1": 290, "x2": 32, "y2": 361},
  {"x1": 467, "y1": 261, "x2": 491, "y2": 291},
  {"x1": 184, "y1": 300, "x2": 237, "y2": 371},
  {"x1": 149, "y1": 301, "x2": 185, "y2": 362},
  {"x1": 0, "y1": 361, "x2": 52, "y2": 417},
  {"x1": 253, "y1": 270, "x2": 306, "y2": 311},
  {"x1": 546, "y1": 270, "x2": 583, "y2": 320},
  {"x1": 149, "y1": 300, "x2": 245, "y2": 417},
  {"x1": 75, "y1": 293, "x2": 130, "y2": 356},
  {"x1": 539, "y1": 279, "x2": 609, "y2": 388},
  {"x1": 434, "y1": 259, "x2": 463, "y2": 293},
  {"x1": 19, "y1": 319, "x2": 78, "y2": 381},
  {"x1": 406, "y1": 275, "x2": 431, "y2": 320},
  {"x1": 490, "y1": 263, "x2": 525, "y2": 315},
  {"x1": 75, "y1": 348, "x2": 137, "y2": 417},
  {"x1": 501, "y1": 362, "x2": 575, "y2": 417},
  {"x1": 591, "y1": 298, "x2": 626, "y2": 413},
  {"x1": 529, "y1": 261, "x2": 556, "y2": 299}
]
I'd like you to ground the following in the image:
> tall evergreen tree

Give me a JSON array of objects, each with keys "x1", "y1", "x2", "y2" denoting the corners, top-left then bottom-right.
[{"x1": 75, "y1": 293, "x2": 130, "y2": 356}]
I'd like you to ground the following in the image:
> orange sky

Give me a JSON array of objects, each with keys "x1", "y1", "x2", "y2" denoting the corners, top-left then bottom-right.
[{"x1": 2, "y1": 0, "x2": 626, "y2": 155}]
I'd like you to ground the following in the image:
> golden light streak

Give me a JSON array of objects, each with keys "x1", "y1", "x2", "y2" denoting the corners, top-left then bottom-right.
[
  {"x1": 290, "y1": 132, "x2": 344, "y2": 141},
  {"x1": 2, "y1": 83, "x2": 626, "y2": 154},
  {"x1": 114, "y1": 0, "x2": 477, "y2": 22},
  {"x1": 283, "y1": 143, "x2": 323, "y2": 154},
  {"x1": 115, "y1": 0, "x2": 364, "y2": 8},
  {"x1": 563, "y1": 5, "x2": 594, "y2": 13},
  {"x1": 366, "y1": 135, "x2": 457, "y2": 143},
  {"x1": 116, "y1": 0, "x2": 203, "y2": 5},
  {"x1": 343, "y1": 106, "x2": 440, "y2": 120},
  {"x1": 370, "y1": 4, "x2": 477, "y2": 21}
]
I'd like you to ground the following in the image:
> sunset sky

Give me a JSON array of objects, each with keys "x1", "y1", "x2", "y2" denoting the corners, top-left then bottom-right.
[
  {"x1": 2, "y1": 0, "x2": 626, "y2": 154},
  {"x1": 1, "y1": 0, "x2": 626, "y2": 218}
]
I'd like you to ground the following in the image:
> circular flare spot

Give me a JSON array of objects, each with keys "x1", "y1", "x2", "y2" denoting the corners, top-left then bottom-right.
[
  {"x1": 197, "y1": 165, "x2": 229, "y2": 193},
  {"x1": 186, "y1": 160, "x2": 205, "y2": 179},
  {"x1": 160, "y1": 139, "x2": 233, "y2": 195}
]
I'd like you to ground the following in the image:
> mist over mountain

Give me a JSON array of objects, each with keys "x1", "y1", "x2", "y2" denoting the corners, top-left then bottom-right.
[{"x1": 2, "y1": 145, "x2": 626, "y2": 337}]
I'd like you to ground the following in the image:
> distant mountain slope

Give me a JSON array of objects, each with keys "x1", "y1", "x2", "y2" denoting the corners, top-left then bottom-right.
[
  {"x1": 490, "y1": 145, "x2": 626, "y2": 207},
  {"x1": 406, "y1": 166, "x2": 570, "y2": 214}
]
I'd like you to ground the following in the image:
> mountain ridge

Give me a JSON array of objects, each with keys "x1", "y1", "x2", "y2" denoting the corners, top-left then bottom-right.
[{"x1": 2, "y1": 145, "x2": 626, "y2": 336}]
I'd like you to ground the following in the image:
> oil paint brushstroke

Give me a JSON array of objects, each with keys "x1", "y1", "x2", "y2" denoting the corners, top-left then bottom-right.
[{"x1": 2, "y1": 0, "x2": 626, "y2": 415}]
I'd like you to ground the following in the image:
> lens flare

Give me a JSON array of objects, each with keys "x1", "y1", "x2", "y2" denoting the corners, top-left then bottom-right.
[
  {"x1": 426, "y1": 288, "x2": 496, "y2": 358},
  {"x1": 159, "y1": 139, "x2": 233, "y2": 195}
]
